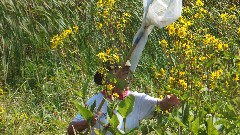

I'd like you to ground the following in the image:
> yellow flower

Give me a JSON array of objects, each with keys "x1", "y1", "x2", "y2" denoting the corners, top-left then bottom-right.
[
  {"x1": 155, "y1": 73, "x2": 161, "y2": 79},
  {"x1": 179, "y1": 71, "x2": 185, "y2": 76},
  {"x1": 61, "y1": 29, "x2": 72, "y2": 38},
  {"x1": 108, "y1": 0, "x2": 115, "y2": 6},
  {"x1": 97, "y1": 52, "x2": 107, "y2": 62},
  {"x1": 97, "y1": 52, "x2": 106, "y2": 59},
  {"x1": 106, "y1": 48, "x2": 112, "y2": 54},
  {"x1": 166, "y1": 24, "x2": 175, "y2": 35},
  {"x1": 122, "y1": 18, "x2": 127, "y2": 24},
  {"x1": 179, "y1": 79, "x2": 187, "y2": 89},
  {"x1": 199, "y1": 56, "x2": 207, "y2": 61},
  {"x1": 155, "y1": 68, "x2": 165, "y2": 79},
  {"x1": 225, "y1": 81, "x2": 229, "y2": 87},
  {"x1": 203, "y1": 34, "x2": 214, "y2": 45},
  {"x1": 178, "y1": 16, "x2": 184, "y2": 24},
  {"x1": 210, "y1": 82, "x2": 216, "y2": 89},
  {"x1": 177, "y1": 27, "x2": 187, "y2": 38},
  {"x1": 0, "y1": 88, "x2": 3, "y2": 95},
  {"x1": 123, "y1": 12, "x2": 131, "y2": 17},
  {"x1": 234, "y1": 74, "x2": 239, "y2": 81},
  {"x1": 117, "y1": 23, "x2": 122, "y2": 29},
  {"x1": 96, "y1": 22, "x2": 103, "y2": 30},
  {"x1": 0, "y1": 107, "x2": 5, "y2": 113},
  {"x1": 159, "y1": 39, "x2": 168, "y2": 48},
  {"x1": 159, "y1": 95, "x2": 164, "y2": 99},
  {"x1": 169, "y1": 77, "x2": 175, "y2": 84},
  {"x1": 217, "y1": 43, "x2": 223, "y2": 51},
  {"x1": 185, "y1": 49, "x2": 193, "y2": 57},
  {"x1": 211, "y1": 71, "x2": 221, "y2": 81},
  {"x1": 106, "y1": 84, "x2": 114, "y2": 91},
  {"x1": 195, "y1": 81, "x2": 202, "y2": 87},
  {"x1": 200, "y1": 8, "x2": 208, "y2": 14},
  {"x1": 112, "y1": 54, "x2": 120, "y2": 62},
  {"x1": 230, "y1": 5, "x2": 236, "y2": 11},
  {"x1": 112, "y1": 93, "x2": 119, "y2": 98},
  {"x1": 229, "y1": 15, "x2": 236, "y2": 20},
  {"x1": 22, "y1": 112, "x2": 28, "y2": 119},
  {"x1": 160, "y1": 68, "x2": 165, "y2": 75},
  {"x1": 220, "y1": 13, "x2": 228, "y2": 22},
  {"x1": 183, "y1": 6, "x2": 190, "y2": 13},
  {"x1": 104, "y1": 9, "x2": 109, "y2": 18},
  {"x1": 73, "y1": 26, "x2": 79, "y2": 33},
  {"x1": 238, "y1": 28, "x2": 240, "y2": 35},
  {"x1": 194, "y1": 13, "x2": 200, "y2": 19},
  {"x1": 185, "y1": 21, "x2": 193, "y2": 27},
  {"x1": 196, "y1": 0, "x2": 204, "y2": 6},
  {"x1": 96, "y1": 0, "x2": 103, "y2": 7},
  {"x1": 51, "y1": 34, "x2": 63, "y2": 48},
  {"x1": 223, "y1": 43, "x2": 228, "y2": 49}
]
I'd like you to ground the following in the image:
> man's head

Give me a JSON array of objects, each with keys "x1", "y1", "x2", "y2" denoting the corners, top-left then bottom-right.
[{"x1": 94, "y1": 64, "x2": 130, "y2": 86}]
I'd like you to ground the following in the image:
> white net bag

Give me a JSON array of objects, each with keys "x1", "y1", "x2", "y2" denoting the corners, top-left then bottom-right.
[
  {"x1": 144, "y1": 0, "x2": 182, "y2": 28},
  {"x1": 129, "y1": 0, "x2": 182, "y2": 72}
]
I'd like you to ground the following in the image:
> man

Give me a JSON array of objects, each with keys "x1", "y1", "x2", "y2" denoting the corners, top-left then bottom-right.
[{"x1": 67, "y1": 65, "x2": 180, "y2": 135}]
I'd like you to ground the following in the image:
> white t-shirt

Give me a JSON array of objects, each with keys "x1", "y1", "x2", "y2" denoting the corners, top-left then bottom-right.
[{"x1": 72, "y1": 91, "x2": 159, "y2": 135}]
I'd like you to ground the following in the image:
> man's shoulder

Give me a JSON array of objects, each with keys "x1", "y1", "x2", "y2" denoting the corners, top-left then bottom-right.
[
  {"x1": 128, "y1": 91, "x2": 158, "y2": 102},
  {"x1": 86, "y1": 92, "x2": 104, "y2": 105},
  {"x1": 128, "y1": 91, "x2": 147, "y2": 97}
]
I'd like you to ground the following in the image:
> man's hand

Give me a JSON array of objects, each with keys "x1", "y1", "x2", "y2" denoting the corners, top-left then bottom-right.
[
  {"x1": 92, "y1": 111, "x2": 103, "y2": 125},
  {"x1": 159, "y1": 95, "x2": 180, "y2": 112},
  {"x1": 67, "y1": 111, "x2": 103, "y2": 135}
]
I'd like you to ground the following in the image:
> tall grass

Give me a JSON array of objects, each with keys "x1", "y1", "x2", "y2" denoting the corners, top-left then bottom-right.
[{"x1": 0, "y1": 0, "x2": 239, "y2": 134}]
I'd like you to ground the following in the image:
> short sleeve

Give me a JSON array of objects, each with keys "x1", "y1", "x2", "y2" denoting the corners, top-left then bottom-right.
[{"x1": 130, "y1": 91, "x2": 159, "y2": 120}]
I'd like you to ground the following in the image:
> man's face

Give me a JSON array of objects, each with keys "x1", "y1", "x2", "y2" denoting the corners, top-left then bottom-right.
[{"x1": 106, "y1": 66, "x2": 130, "y2": 93}]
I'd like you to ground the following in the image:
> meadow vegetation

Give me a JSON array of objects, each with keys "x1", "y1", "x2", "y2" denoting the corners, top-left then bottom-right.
[{"x1": 0, "y1": 0, "x2": 239, "y2": 134}]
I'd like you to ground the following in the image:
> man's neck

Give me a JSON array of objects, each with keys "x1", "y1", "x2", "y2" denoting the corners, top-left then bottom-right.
[{"x1": 102, "y1": 87, "x2": 129, "y2": 100}]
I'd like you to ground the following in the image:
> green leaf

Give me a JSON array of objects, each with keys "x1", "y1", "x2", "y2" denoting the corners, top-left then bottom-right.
[
  {"x1": 73, "y1": 101, "x2": 94, "y2": 123},
  {"x1": 214, "y1": 119, "x2": 227, "y2": 125},
  {"x1": 109, "y1": 113, "x2": 119, "y2": 129},
  {"x1": 117, "y1": 95, "x2": 135, "y2": 118},
  {"x1": 94, "y1": 128, "x2": 101, "y2": 135},
  {"x1": 141, "y1": 125, "x2": 154, "y2": 135},
  {"x1": 82, "y1": 79, "x2": 90, "y2": 100},
  {"x1": 164, "y1": 86, "x2": 181, "y2": 95},
  {"x1": 206, "y1": 117, "x2": 218, "y2": 135},
  {"x1": 90, "y1": 100, "x2": 96, "y2": 112},
  {"x1": 191, "y1": 117, "x2": 199, "y2": 135},
  {"x1": 107, "y1": 73, "x2": 127, "y2": 92},
  {"x1": 173, "y1": 117, "x2": 186, "y2": 128},
  {"x1": 127, "y1": 126, "x2": 139, "y2": 135},
  {"x1": 182, "y1": 93, "x2": 189, "y2": 101},
  {"x1": 72, "y1": 89, "x2": 82, "y2": 97},
  {"x1": 166, "y1": 130, "x2": 177, "y2": 135},
  {"x1": 188, "y1": 114, "x2": 194, "y2": 123},
  {"x1": 115, "y1": 78, "x2": 128, "y2": 92},
  {"x1": 183, "y1": 102, "x2": 189, "y2": 125},
  {"x1": 227, "y1": 104, "x2": 233, "y2": 111},
  {"x1": 107, "y1": 106, "x2": 114, "y2": 118},
  {"x1": 141, "y1": 125, "x2": 149, "y2": 135},
  {"x1": 206, "y1": 59, "x2": 216, "y2": 68}
]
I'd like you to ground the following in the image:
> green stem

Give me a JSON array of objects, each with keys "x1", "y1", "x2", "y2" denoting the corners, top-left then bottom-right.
[{"x1": 123, "y1": 118, "x2": 126, "y2": 132}]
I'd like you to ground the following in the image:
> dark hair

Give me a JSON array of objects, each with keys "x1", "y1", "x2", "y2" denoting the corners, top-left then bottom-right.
[
  {"x1": 94, "y1": 71, "x2": 105, "y2": 85},
  {"x1": 94, "y1": 64, "x2": 119, "y2": 85}
]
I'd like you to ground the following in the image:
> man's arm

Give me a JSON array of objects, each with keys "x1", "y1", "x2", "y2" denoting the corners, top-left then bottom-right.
[
  {"x1": 67, "y1": 117, "x2": 97, "y2": 135},
  {"x1": 158, "y1": 95, "x2": 180, "y2": 112},
  {"x1": 67, "y1": 120, "x2": 89, "y2": 135}
]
